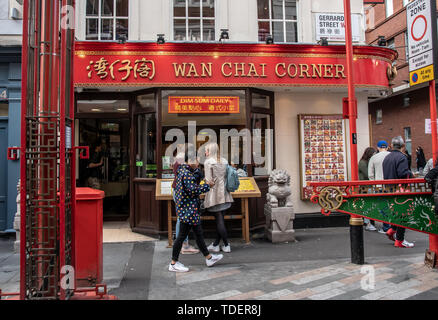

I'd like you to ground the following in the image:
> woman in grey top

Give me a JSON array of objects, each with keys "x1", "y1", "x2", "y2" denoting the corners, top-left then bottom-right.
[{"x1": 203, "y1": 143, "x2": 234, "y2": 253}]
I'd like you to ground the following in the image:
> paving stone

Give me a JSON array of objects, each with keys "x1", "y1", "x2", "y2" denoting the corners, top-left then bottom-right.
[
  {"x1": 309, "y1": 288, "x2": 345, "y2": 300},
  {"x1": 328, "y1": 288, "x2": 369, "y2": 300}
]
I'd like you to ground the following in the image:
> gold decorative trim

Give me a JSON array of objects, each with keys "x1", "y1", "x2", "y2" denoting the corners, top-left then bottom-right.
[
  {"x1": 75, "y1": 50, "x2": 393, "y2": 63},
  {"x1": 349, "y1": 217, "x2": 364, "y2": 226},
  {"x1": 74, "y1": 82, "x2": 389, "y2": 89}
]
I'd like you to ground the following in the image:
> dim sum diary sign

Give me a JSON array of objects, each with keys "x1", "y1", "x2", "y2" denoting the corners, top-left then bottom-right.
[{"x1": 168, "y1": 96, "x2": 240, "y2": 114}]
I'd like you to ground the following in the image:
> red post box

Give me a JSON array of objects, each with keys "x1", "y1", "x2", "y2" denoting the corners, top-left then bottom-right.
[{"x1": 74, "y1": 188, "x2": 105, "y2": 288}]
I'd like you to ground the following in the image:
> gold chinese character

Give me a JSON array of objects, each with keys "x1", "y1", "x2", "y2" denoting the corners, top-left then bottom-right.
[
  {"x1": 109, "y1": 60, "x2": 120, "y2": 80},
  {"x1": 118, "y1": 60, "x2": 133, "y2": 81},
  {"x1": 134, "y1": 58, "x2": 156, "y2": 80},
  {"x1": 87, "y1": 58, "x2": 109, "y2": 79}
]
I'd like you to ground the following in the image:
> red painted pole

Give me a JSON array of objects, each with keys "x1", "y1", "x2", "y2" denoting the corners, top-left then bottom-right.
[
  {"x1": 344, "y1": 0, "x2": 363, "y2": 265},
  {"x1": 429, "y1": 80, "x2": 438, "y2": 266},
  {"x1": 343, "y1": 0, "x2": 358, "y2": 181}
]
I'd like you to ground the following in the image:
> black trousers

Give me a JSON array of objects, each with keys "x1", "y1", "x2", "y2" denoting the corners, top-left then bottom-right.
[
  {"x1": 391, "y1": 225, "x2": 406, "y2": 241},
  {"x1": 213, "y1": 211, "x2": 229, "y2": 246},
  {"x1": 172, "y1": 222, "x2": 209, "y2": 262}
]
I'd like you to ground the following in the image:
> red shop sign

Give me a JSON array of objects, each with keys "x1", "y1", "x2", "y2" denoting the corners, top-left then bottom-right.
[
  {"x1": 168, "y1": 96, "x2": 240, "y2": 114},
  {"x1": 74, "y1": 42, "x2": 396, "y2": 89}
]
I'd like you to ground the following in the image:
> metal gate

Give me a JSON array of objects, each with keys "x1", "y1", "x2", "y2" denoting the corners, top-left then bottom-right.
[{"x1": 19, "y1": 0, "x2": 76, "y2": 300}]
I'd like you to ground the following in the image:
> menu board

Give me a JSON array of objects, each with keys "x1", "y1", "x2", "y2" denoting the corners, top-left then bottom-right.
[{"x1": 298, "y1": 114, "x2": 348, "y2": 200}]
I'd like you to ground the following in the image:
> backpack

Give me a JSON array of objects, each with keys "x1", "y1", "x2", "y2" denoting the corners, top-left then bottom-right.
[{"x1": 225, "y1": 165, "x2": 240, "y2": 192}]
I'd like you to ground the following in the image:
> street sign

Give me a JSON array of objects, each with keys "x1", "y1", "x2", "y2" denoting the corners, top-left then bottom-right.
[
  {"x1": 315, "y1": 13, "x2": 361, "y2": 42},
  {"x1": 406, "y1": 0, "x2": 438, "y2": 86}
]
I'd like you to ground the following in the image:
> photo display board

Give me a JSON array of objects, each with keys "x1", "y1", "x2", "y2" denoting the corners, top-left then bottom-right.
[{"x1": 299, "y1": 114, "x2": 348, "y2": 200}]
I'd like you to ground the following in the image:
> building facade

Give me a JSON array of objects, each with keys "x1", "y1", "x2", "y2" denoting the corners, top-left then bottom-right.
[
  {"x1": 366, "y1": 0, "x2": 438, "y2": 170},
  {"x1": 0, "y1": 0, "x2": 22, "y2": 233},
  {"x1": 72, "y1": 0, "x2": 396, "y2": 236}
]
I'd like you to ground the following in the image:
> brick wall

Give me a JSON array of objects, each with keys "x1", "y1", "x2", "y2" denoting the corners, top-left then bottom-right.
[{"x1": 369, "y1": 86, "x2": 434, "y2": 168}]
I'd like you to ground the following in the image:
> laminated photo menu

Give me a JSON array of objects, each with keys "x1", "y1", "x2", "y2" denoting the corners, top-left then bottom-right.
[{"x1": 298, "y1": 114, "x2": 348, "y2": 200}]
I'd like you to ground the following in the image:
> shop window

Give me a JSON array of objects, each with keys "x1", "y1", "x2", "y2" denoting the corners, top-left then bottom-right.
[
  {"x1": 385, "y1": 0, "x2": 393, "y2": 18},
  {"x1": 173, "y1": 0, "x2": 215, "y2": 41},
  {"x1": 257, "y1": 0, "x2": 298, "y2": 43},
  {"x1": 0, "y1": 103, "x2": 8, "y2": 117},
  {"x1": 136, "y1": 113, "x2": 157, "y2": 178},
  {"x1": 376, "y1": 109, "x2": 382, "y2": 124},
  {"x1": 86, "y1": 0, "x2": 129, "y2": 41},
  {"x1": 404, "y1": 127, "x2": 412, "y2": 155},
  {"x1": 161, "y1": 90, "x2": 247, "y2": 178},
  {"x1": 251, "y1": 113, "x2": 273, "y2": 176},
  {"x1": 77, "y1": 100, "x2": 129, "y2": 113}
]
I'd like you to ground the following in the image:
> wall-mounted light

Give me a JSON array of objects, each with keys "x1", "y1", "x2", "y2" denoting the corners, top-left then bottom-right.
[
  {"x1": 319, "y1": 37, "x2": 328, "y2": 46},
  {"x1": 157, "y1": 34, "x2": 165, "y2": 45},
  {"x1": 220, "y1": 29, "x2": 229, "y2": 41},
  {"x1": 377, "y1": 35, "x2": 387, "y2": 47},
  {"x1": 266, "y1": 35, "x2": 274, "y2": 44},
  {"x1": 402, "y1": 94, "x2": 410, "y2": 107},
  {"x1": 118, "y1": 34, "x2": 127, "y2": 44}
]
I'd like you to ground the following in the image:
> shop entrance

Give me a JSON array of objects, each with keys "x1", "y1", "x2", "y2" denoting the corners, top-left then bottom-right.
[{"x1": 77, "y1": 99, "x2": 130, "y2": 221}]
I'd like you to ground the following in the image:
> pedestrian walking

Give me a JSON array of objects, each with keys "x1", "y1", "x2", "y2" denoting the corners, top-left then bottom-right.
[
  {"x1": 425, "y1": 163, "x2": 438, "y2": 217},
  {"x1": 204, "y1": 142, "x2": 234, "y2": 253},
  {"x1": 169, "y1": 154, "x2": 223, "y2": 273},
  {"x1": 172, "y1": 143, "x2": 199, "y2": 255},
  {"x1": 359, "y1": 147, "x2": 377, "y2": 231},
  {"x1": 382, "y1": 136, "x2": 415, "y2": 248},
  {"x1": 423, "y1": 158, "x2": 436, "y2": 176},
  {"x1": 416, "y1": 146, "x2": 427, "y2": 174},
  {"x1": 368, "y1": 140, "x2": 391, "y2": 233}
]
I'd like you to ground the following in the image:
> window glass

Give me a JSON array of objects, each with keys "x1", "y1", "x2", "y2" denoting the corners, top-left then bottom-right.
[
  {"x1": 376, "y1": 109, "x2": 382, "y2": 124},
  {"x1": 258, "y1": 0, "x2": 270, "y2": 19},
  {"x1": 136, "y1": 113, "x2": 157, "y2": 178},
  {"x1": 0, "y1": 103, "x2": 8, "y2": 117},
  {"x1": 173, "y1": 0, "x2": 215, "y2": 41},
  {"x1": 86, "y1": 18, "x2": 99, "y2": 40},
  {"x1": 86, "y1": 0, "x2": 99, "y2": 16},
  {"x1": 385, "y1": 0, "x2": 393, "y2": 17},
  {"x1": 136, "y1": 93, "x2": 155, "y2": 111},
  {"x1": 252, "y1": 92, "x2": 270, "y2": 110},
  {"x1": 85, "y1": 0, "x2": 129, "y2": 41},
  {"x1": 202, "y1": 0, "x2": 215, "y2": 17},
  {"x1": 257, "y1": 0, "x2": 298, "y2": 43},
  {"x1": 101, "y1": 0, "x2": 114, "y2": 16},
  {"x1": 116, "y1": 0, "x2": 129, "y2": 16},
  {"x1": 161, "y1": 90, "x2": 246, "y2": 178},
  {"x1": 252, "y1": 114, "x2": 273, "y2": 176}
]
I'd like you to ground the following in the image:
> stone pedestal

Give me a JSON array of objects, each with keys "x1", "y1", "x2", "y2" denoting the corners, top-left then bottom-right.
[{"x1": 265, "y1": 204, "x2": 295, "y2": 243}]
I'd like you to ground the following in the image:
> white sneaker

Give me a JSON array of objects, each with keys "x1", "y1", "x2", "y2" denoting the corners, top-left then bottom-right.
[
  {"x1": 206, "y1": 254, "x2": 223, "y2": 267},
  {"x1": 365, "y1": 224, "x2": 377, "y2": 231},
  {"x1": 377, "y1": 228, "x2": 386, "y2": 234},
  {"x1": 207, "y1": 243, "x2": 220, "y2": 253},
  {"x1": 221, "y1": 244, "x2": 231, "y2": 253},
  {"x1": 168, "y1": 261, "x2": 189, "y2": 272},
  {"x1": 401, "y1": 240, "x2": 415, "y2": 248}
]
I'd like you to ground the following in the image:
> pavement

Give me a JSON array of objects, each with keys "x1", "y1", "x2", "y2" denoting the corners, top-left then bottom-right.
[{"x1": 1, "y1": 226, "x2": 438, "y2": 300}]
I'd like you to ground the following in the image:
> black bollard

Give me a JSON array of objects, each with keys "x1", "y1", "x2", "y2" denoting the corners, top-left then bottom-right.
[{"x1": 350, "y1": 217, "x2": 364, "y2": 265}]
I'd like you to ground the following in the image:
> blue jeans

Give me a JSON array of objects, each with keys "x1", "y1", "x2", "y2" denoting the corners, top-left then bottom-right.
[{"x1": 173, "y1": 193, "x2": 189, "y2": 243}]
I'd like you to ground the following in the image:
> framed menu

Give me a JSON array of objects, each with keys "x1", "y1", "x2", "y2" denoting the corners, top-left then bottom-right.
[{"x1": 298, "y1": 114, "x2": 348, "y2": 200}]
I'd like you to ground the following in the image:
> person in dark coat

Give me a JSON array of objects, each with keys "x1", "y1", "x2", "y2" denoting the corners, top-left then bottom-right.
[
  {"x1": 424, "y1": 163, "x2": 438, "y2": 216},
  {"x1": 382, "y1": 136, "x2": 414, "y2": 248},
  {"x1": 416, "y1": 146, "x2": 427, "y2": 173}
]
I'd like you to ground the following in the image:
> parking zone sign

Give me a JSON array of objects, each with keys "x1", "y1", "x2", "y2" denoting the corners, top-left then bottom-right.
[{"x1": 406, "y1": 0, "x2": 438, "y2": 86}]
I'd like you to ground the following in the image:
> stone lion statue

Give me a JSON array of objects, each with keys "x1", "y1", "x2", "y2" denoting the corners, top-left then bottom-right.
[{"x1": 266, "y1": 169, "x2": 293, "y2": 208}]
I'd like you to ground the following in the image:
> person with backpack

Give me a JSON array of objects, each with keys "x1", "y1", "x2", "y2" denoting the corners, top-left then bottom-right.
[
  {"x1": 168, "y1": 153, "x2": 223, "y2": 273},
  {"x1": 203, "y1": 142, "x2": 236, "y2": 253}
]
